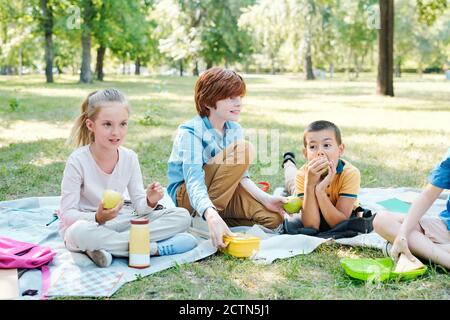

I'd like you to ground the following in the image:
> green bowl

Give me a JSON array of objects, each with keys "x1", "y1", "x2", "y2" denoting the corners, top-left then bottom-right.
[
  {"x1": 340, "y1": 257, "x2": 427, "y2": 282},
  {"x1": 341, "y1": 257, "x2": 393, "y2": 281}
]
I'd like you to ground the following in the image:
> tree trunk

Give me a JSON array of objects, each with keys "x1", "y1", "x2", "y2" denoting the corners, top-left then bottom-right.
[
  {"x1": 347, "y1": 48, "x2": 353, "y2": 80},
  {"x1": 40, "y1": 0, "x2": 54, "y2": 83},
  {"x1": 355, "y1": 55, "x2": 360, "y2": 79},
  {"x1": 304, "y1": 35, "x2": 315, "y2": 80},
  {"x1": 79, "y1": 0, "x2": 94, "y2": 83},
  {"x1": 192, "y1": 60, "x2": 199, "y2": 76},
  {"x1": 179, "y1": 60, "x2": 184, "y2": 77},
  {"x1": 18, "y1": 48, "x2": 22, "y2": 76},
  {"x1": 271, "y1": 56, "x2": 276, "y2": 75},
  {"x1": 377, "y1": 0, "x2": 394, "y2": 96},
  {"x1": 0, "y1": 65, "x2": 13, "y2": 75},
  {"x1": 55, "y1": 60, "x2": 63, "y2": 74},
  {"x1": 135, "y1": 57, "x2": 141, "y2": 75},
  {"x1": 95, "y1": 46, "x2": 106, "y2": 81},
  {"x1": 303, "y1": 3, "x2": 315, "y2": 81},
  {"x1": 206, "y1": 61, "x2": 212, "y2": 70},
  {"x1": 395, "y1": 58, "x2": 402, "y2": 77},
  {"x1": 329, "y1": 63, "x2": 334, "y2": 79}
]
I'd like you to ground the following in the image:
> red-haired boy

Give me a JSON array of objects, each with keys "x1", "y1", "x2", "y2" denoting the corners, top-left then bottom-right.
[{"x1": 167, "y1": 67, "x2": 285, "y2": 248}]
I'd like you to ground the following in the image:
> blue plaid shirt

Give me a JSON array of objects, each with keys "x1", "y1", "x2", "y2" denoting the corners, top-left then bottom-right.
[
  {"x1": 428, "y1": 148, "x2": 450, "y2": 230},
  {"x1": 167, "y1": 116, "x2": 247, "y2": 218}
]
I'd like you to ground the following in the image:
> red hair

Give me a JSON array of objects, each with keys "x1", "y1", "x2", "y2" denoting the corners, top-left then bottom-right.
[{"x1": 195, "y1": 67, "x2": 246, "y2": 117}]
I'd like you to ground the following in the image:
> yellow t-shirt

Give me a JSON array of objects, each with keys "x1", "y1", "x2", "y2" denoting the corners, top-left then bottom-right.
[{"x1": 295, "y1": 159, "x2": 360, "y2": 209}]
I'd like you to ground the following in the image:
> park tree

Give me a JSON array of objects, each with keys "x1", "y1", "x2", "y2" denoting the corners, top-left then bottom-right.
[
  {"x1": 311, "y1": 3, "x2": 337, "y2": 77},
  {"x1": 51, "y1": 1, "x2": 83, "y2": 76},
  {"x1": 79, "y1": 0, "x2": 94, "y2": 83},
  {"x1": 178, "y1": 0, "x2": 208, "y2": 76},
  {"x1": 93, "y1": 0, "x2": 158, "y2": 79},
  {"x1": 93, "y1": 0, "x2": 107, "y2": 80},
  {"x1": 334, "y1": 0, "x2": 377, "y2": 79},
  {"x1": 378, "y1": 0, "x2": 448, "y2": 96},
  {"x1": 152, "y1": 0, "x2": 204, "y2": 76},
  {"x1": 38, "y1": 0, "x2": 54, "y2": 83},
  {"x1": 239, "y1": 0, "x2": 289, "y2": 74},
  {"x1": 127, "y1": 1, "x2": 159, "y2": 76},
  {"x1": 0, "y1": 1, "x2": 37, "y2": 75},
  {"x1": 279, "y1": 0, "x2": 319, "y2": 79},
  {"x1": 377, "y1": 0, "x2": 394, "y2": 96},
  {"x1": 301, "y1": 0, "x2": 317, "y2": 80},
  {"x1": 394, "y1": 0, "x2": 416, "y2": 77},
  {"x1": 240, "y1": 0, "x2": 335, "y2": 78},
  {"x1": 414, "y1": 0, "x2": 449, "y2": 75},
  {"x1": 200, "y1": 0, "x2": 254, "y2": 71}
]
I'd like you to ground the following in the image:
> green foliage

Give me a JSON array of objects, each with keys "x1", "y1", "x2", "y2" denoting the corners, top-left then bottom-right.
[
  {"x1": 137, "y1": 104, "x2": 164, "y2": 126},
  {"x1": 8, "y1": 97, "x2": 19, "y2": 112},
  {"x1": 200, "y1": 0, "x2": 254, "y2": 67},
  {"x1": 0, "y1": 0, "x2": 449, "y2": 77},
  {"x1": 416, "y1": 0, "x2": 448, "y2": 26}
]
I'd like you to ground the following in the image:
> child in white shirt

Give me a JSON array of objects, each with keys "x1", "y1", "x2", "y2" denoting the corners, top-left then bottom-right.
[{"x1": 59, "y1": 88, "x2": 197, "y2": 267}]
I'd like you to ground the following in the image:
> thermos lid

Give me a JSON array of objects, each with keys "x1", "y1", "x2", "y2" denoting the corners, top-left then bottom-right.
[{"x1": 131, "y1": 218, "x2": 149, "y2": 225}]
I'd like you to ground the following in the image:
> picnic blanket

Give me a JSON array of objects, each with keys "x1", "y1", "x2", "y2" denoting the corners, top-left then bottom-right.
[
  {"x1": 275, "y1": 187, "x2": 447, "y2": 249},
  {"x1": 1, "y1": 187, "x2": 447, "y2": 298},
  {"x1": 0, "y1": 191, "x2": 216, "y2": 299},
  {"x1": 190, "y1": 187, "x2": 448, "y2": 264}
]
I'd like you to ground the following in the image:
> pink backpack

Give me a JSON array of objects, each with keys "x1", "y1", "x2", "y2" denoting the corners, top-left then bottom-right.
[{"x1": 0, "y1": 236, "x2": 56, "y2": 298}]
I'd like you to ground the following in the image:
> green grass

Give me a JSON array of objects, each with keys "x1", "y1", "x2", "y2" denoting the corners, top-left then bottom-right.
[{"x1": 1, "y1": 73, "x2": 449, "y2": 299}]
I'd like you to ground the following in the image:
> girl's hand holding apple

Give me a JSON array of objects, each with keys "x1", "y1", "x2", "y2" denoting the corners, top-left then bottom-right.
[{"x1": 95, "y1": 198, "x2": 123, "y2": 225}]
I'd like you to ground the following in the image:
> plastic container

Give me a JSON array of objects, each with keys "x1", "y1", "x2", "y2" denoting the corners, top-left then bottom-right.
[
  {"x1": 222, "y1": 233, "x2": 261, "y2": 258},
  {"x1": 257, "y1": 182, "x2": 270, "y2": 192},
  {"x1": 129, "y1": 218, "x2": 150, "y2": 268},
  {"x1": 340, "y1": 257, "x2": 427, "y2": 282}
]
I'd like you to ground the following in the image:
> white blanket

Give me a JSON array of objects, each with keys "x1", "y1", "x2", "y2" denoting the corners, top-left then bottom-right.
[
  {"x1": 0, "y1": 192, "x2": 216, "y2": 299},
  {"x1": 2, "y1": 187, "x2": 447, "y2": 298}
]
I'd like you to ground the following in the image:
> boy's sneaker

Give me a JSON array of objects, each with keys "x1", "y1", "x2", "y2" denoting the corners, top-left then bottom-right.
[
  {"x1": 157, "y1": 233, "x2": 198, "y2": 256},
  {"x1": 86, "y1": 249, "x2": 113, "y2": 268},
  {"x1": 381, "y1": 241, "x2": 392, "y2": 257},
  {"x1": 282, "y1": 152, "x2": 296, "y2": 168}
]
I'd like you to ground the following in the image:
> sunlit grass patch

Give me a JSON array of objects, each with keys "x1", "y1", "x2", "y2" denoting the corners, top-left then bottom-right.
[{"x1": 1, "y1": 73, "x2": 449, "y2": 299}]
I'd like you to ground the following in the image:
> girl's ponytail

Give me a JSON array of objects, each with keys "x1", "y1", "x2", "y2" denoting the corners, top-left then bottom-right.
[{"x1": 68, "y1": 91, "x2": 97, "y2": 147}]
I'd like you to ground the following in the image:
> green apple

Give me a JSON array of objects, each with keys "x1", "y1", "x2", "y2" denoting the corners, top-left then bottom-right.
[
  {"x1": 102, "y1": 189, "x2": 123, "y2": 209},
  {"x1": 283, "y1": 196, "x2": 302, "y2": 214},
  {"x1": 320, "y1": 167, "x2": 329, "y2": 179}
]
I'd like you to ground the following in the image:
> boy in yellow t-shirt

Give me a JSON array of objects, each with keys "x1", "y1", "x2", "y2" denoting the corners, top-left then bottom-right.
[{"x1": 283, "y1": 120, "x2": 361, "y2": 234}]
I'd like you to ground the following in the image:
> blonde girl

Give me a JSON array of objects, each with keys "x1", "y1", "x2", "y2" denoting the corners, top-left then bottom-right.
[{"x1": 59, "y1": 88, "x2": 197, "y2": 267}]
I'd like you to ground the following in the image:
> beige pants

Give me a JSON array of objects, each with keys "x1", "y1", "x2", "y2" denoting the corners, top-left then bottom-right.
[
  {"x1": 176, "y1": 141, "x2": 283, "y2": 229},
  {"x1": 419, "y1": 215, "x2": 450, "y2": 246},
  {"x1": 64, "y1": 206, "x2": 191, "y2": 257}
]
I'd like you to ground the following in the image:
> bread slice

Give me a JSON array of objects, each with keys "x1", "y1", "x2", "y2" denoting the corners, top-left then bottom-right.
[{"x1": 394, "y1": 253, "x2": 424, "y2": 273}]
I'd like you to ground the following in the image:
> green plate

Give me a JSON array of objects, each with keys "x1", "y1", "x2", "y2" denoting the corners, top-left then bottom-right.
[
  {"x1": 340, "y1": 257, "x2": 428, "y2": 282},
  {"x1": 341, "y1": 258, "x2": 393, "y2": 281}
]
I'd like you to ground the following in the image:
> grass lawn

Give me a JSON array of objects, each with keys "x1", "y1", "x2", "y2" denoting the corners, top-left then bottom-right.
[{"x1": 0, "y1": 73, "x2": 449, "y2": 299}]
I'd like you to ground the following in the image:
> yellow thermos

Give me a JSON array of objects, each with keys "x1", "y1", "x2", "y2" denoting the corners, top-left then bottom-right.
[{"x1": 129, "y1": 218, "x2": 150, "y2": 268}]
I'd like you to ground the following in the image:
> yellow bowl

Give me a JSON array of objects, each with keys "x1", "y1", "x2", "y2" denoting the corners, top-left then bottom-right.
[{"x1": 222, "y1": 233, "x2": 261, "y2": 258}]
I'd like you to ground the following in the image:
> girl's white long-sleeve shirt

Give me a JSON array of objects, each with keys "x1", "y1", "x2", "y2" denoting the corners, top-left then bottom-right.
[{"x1": 58, "y1": 145, "x2": 155, "y2": 237}]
